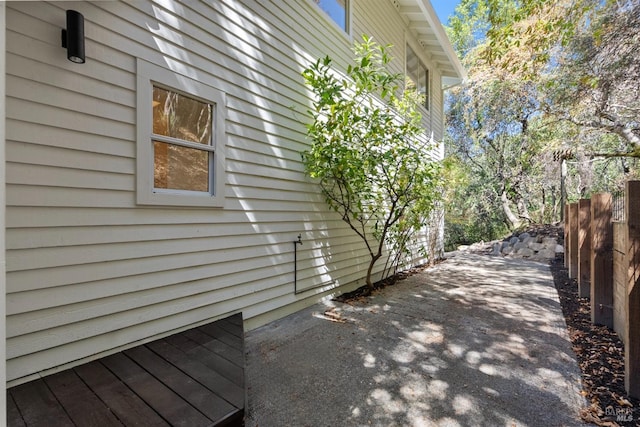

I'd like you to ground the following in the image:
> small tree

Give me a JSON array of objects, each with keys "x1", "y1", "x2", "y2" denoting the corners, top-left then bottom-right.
[{"x1": 302, "y1": 35, "x2": 441, "y2": 291}]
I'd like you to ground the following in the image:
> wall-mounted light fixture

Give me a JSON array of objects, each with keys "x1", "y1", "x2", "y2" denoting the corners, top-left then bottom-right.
[{"x1": 61, "y1": 10, "x2": 85, "y2": 64}]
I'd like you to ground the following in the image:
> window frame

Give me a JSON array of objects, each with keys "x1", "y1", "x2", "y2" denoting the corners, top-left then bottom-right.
[
  {"x1": 136, "y1": 59, "x2": 226, "y2": 208},
  {"x1": 311, "y1": 0, "x2": 351, "y2": 35},
  {"x1": 405, "y1": 44, "x2": 431, "y2": 111}
]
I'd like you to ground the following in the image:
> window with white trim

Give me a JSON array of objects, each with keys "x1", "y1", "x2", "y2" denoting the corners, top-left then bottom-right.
[
  {"x1": 313, "y1": 0, "x2": 350, "y2": 33},
  {"x1": 406, "y1": 44, "x2": 430, "y2": 111},
  {"x1": 137, "y1": 59, "x2": 226, "y2": 207}
]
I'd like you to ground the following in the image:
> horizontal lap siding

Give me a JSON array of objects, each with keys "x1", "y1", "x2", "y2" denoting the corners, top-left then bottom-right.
[{"x1": 6, "y1": 0, "x2": 445, "y2": 383}]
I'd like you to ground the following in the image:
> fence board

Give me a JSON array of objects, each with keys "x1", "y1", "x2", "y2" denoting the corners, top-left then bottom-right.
[
  {"x1": 579, "y1": 199, "x2": 591, "y2": 298},
  {"x1": 613, "y1": 222, "x2": 627, "y2": 340},
  {"x1": 564, "y1": 204, "x2": 570, "y2": 268},
  {"x1": 568, "y1": 203, "x2": 579, "y2": 279},
  {"x1": 625, "y1": 181, "x2": 640, "y2": 398},
  {"x1": 590, "y1": 193, "x2": 613, "y2": 327}
]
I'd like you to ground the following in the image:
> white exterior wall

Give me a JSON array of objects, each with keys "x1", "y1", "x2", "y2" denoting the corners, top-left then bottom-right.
[
  {"x1": 5, "y1": 0, "x2": 450, "y2": 384},
  {"x1": 1, "y1": 0, "x2": 7, "y2": 413}
]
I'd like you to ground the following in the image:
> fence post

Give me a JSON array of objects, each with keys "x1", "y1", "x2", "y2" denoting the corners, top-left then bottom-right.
[
  {"x1": 590, "y1": 193, "x2": 613, "y2": 327},
  {"x1": 564, "y1": 204, "x2": 570, "y2": 268},
  {"x1": 579, "y1": 199, "x2": 591, "y2": 298},
  {"x1": 568, "y1": 202, "x2": 579, "y2": 279},
  {"x1": 625, "y1": 181, "x2": 640, "y2": 398}
]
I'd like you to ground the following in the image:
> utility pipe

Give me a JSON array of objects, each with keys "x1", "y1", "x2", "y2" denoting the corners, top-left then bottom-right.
[{"x1": 293, "y1": 234, "x2": 303, "y2": 294}]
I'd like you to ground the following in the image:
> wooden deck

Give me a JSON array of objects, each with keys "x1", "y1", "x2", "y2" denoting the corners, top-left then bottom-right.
[{"x1": 7, "y1": 313, "x2": 245, "y2": 427}]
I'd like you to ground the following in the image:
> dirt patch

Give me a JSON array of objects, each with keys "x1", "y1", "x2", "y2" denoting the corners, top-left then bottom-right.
[{"x1": 332, "y1": 262, "x2": 438, "y2": 303}]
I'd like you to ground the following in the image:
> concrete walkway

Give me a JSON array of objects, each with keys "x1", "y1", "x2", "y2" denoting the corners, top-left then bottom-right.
[{"x1": 245, "y1": 252, "x2": 587, "y2": 427}]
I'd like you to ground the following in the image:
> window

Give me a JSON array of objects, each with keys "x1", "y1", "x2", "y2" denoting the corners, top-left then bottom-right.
[
  {"x1": 313, "y1": 0, "x2": 349, "y2": 33},
  {"x1": 137, "y1": 59, "x2": 226, "y2": 207},
  {"x1": 406, "y1": 45, "x2": 430, "y2": 111}
]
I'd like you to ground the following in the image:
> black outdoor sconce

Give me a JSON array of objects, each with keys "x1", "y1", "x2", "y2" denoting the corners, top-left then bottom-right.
[{"x1": 61, "y1": 10, "x2": 85, "y2": 64}]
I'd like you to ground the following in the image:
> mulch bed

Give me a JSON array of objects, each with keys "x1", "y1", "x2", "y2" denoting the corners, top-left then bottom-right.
[
  {"x1": 550, "y1": 257, "x2": 639, "y2": 426},
  {"x1": 546, "y1": 230, "x2": 639, "y2": 426}
]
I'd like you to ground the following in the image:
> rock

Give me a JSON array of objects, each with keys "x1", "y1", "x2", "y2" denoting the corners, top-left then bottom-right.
[
  {"x1": 523, "y1": 236, "x2": 537, "y2": 245},
  {"x1": 542, "y1": 237, "x2": 557, "y2": 248},
  {"x1": 513, "y1": 241, "x2": 527, "y2": 251},
  {"x1": 555, "y1": 244, "x2": 565, "y2": 254},
  {"x1": 528, "y1": 242, "x2": 544, "y2": 252},
  {"x1": 491, "y1": 242, "x2": 502, "y2": 255},
  {"x1": 537, "y1": 249, "x2": 556, "y2": 259},
  {"x1": 470, "y1": 242, "x2": 486, "y2": 251},
  {"x1": 502, "y1": 246, "x2": 513, "y2": 255},
  {"x1": 457, "y1": 245, "x2": 470, "y2": 251},
  {"x1": 517, "y1": 248, "x2": 534, "y2": 257},
  {"x1": 509, "y1": 236, "x2": 519, "y2": 245},
  {"x1": 519, "y1": 232, "x2": 531, "y2": 241}
]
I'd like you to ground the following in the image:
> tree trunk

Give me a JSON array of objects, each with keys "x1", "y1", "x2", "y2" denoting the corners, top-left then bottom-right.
[
  {"x1": 540, "y1": 188, "x2": 546, "y2": 223},
  {"x1": 501, "y1": 191, "x2": 521, "y2": 229},
  {"x1": 516, "y1": 197, "x2": 532, "y2": 223},
  {"x1": 365, "y1": 254, "x2": 381, "y2": 292}
]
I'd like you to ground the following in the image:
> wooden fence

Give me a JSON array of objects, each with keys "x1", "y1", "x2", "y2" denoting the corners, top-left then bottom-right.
[{"x1": 565, "y1": 180, "x2": 640, "y2": 398}]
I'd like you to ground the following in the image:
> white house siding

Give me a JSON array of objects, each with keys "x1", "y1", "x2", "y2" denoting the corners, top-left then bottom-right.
[
  {"x1": 1, "y1": 0, "x2": 8, "y2": 412},
  {"x1": 5, "y1": 0, "x2": 452, "y2": 384}
]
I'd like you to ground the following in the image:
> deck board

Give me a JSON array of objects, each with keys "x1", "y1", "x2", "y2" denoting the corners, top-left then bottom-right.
[
  {"x1": 44, "y1": 370, "x2": 122, "y2": 427},
  {"x1": 9, "y1": 380, "x2": 74, "y2": 427},
  {"x1": 75, "y1": 360, "x2": 171, "y2": 427},
  {"x1": 148, "y1": 339, "x2": 246, "y2": 408},
  {"x1": 185, "y1": 328, "x2": 244, "y2": 369},
  {"x1": 215, "y1": 316, "x2": 244, "y2": 338},
  {"x1": 125, "y1": 345, "x2": 237, "y2": 422},
  {"x1": 6, "y1": 394, "x2": 26, "y2": 427},
  {"x1": 199, "y1": 322, "x2": 244, "y2": 350},
  {"x1": 101, "y1": 352, "x2": 212, "y2": 427},
  {"x1": 7, "y1": 313, "x2": 245, "y2": 427},
  {"x1": 165, "y1": 333, "x2": 244, "y2": 387}
]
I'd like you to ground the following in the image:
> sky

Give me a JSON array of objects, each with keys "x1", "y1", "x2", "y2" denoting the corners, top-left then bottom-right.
[{"x1": 431, "y1": 0, "x2": 461, "y2": 26}]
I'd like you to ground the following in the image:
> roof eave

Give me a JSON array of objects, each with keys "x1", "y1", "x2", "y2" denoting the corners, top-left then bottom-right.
[{"x1": 411, "y1": 0, "x2": 467, "y2": 84}]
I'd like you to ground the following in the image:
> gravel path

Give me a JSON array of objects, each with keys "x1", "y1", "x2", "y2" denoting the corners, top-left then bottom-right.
[{"x1": 245, "y1": 252, "x2": 587, "y2": 426}]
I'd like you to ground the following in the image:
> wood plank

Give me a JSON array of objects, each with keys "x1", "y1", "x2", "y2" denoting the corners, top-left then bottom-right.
[
  {"x1": 625, "y1": 180, "x2": 640, "y2": 398},
  {"x1": 9, "y1": 380, "x2": 74, "y2": 427},
  {"x1": 147, "y1": 339, "x2": 245, "y2": 408},
  {"x1": 215, "y1": 314, "x2": 244, "y2": 338},
  {"x1": 613, "y1": 223, "x2": 628, "y2": 340},
  {"x1": 125, "y1": 344, "x2": 236, "y2": 422},
  {"x1": 188, "y1": 328, "x2": 243, "y2": 367},
  {"x1": 226, "y1": 312, "x2": 243, "y2": 327},
  {"x1": 6, "y1": 393, "x2": 26, "y2": 427},
  {"x1": 44, "y1": 369, "x2": 122, "y2": 427},
  {"x1": 198, "y1": 321, "x2": 243, "y2": 351},
  {"x1": 167, "y1": 332, "x2": 244, "y2": 387},
  {"x1": 74, "y1": 360, "x2": 170, "y2": 427},
  {"x1": 578, "y1": 199, "x2": 591, "y2": 298},
  {"x1": 101, "y1": 352, "x2": 211, "y2": 427},
  {"x1": 568, "y1": 202, "x2": 579, "y2": 279},
  {"x1": 590, "y1": 193, "x2": 614, "y2": 327}
]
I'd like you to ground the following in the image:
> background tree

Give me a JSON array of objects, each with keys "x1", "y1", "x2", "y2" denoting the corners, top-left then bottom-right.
[
  {"x1": 545, "y1": 0, "x2": 640, "y2": 154},
  {"x1": 444, "y1": 0, "x2": 553, "y2": 243},
  {"x1": 302, "y1": 36, "x2": 442, "y2": 291},
  {"x1": 443, "y1": 0, "x2": 640, "y2": 248},
  {"x1": 480, "y1": 0, "x2": 640, "y2": 156}
]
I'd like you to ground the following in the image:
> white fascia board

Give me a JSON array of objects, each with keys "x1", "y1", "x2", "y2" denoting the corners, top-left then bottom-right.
[{"x1": 415, "y1": 0, "x2": 467, "y2": 83}]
